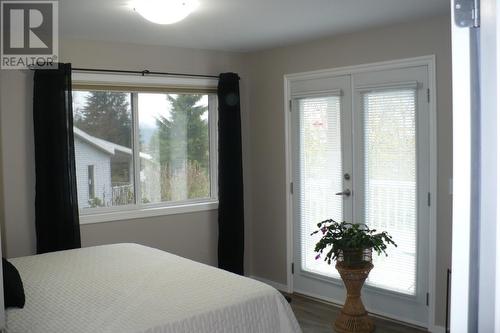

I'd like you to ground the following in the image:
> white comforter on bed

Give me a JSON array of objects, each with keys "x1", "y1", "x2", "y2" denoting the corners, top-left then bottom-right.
[{"x1": 6, "y1": 243, "x2": 301, "y2": 333}]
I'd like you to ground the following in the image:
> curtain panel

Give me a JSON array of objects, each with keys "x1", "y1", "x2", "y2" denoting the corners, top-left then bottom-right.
[
  {"x1": 217, "y1": 73, "x2": 244, "y2": 275},
  {"x1": 33, "y1": 63, "x2": 81, "y2": 254}
]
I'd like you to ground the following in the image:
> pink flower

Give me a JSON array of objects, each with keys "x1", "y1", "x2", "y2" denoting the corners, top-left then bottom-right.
[
  {"x1": 315, "y1": 254, "x2": 321, "y2": 260},
  {"x1": 321, "y1": 227, "x2": 327, "y2": 234}
]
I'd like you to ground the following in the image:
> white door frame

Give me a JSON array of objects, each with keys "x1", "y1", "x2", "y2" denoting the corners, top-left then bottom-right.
[
  {"x1": 478, "y1": 0, "x2": 500, "y2": 330},
  {"x1": 449, "y1": 3, "x2": 478, "y2": 330},
  {"x1": 283, "y1": 55, "x2": 438, "y2": 329},
  {"x1": 450, "y1": 0, "x2": 500, "y2": 331}
]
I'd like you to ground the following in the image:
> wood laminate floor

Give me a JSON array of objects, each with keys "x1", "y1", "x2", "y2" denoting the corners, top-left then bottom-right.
[{"x1": 288, "y1": 293, "x2": 428, "y2": 333}]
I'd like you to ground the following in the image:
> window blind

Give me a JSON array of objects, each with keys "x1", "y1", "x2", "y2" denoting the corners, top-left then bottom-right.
[
  {"x1": 298, "y1": 96, "x2": 342, "y2": 278},
  {"x1": 362, "y1": 88, "x2": 417, "y2": 295}
]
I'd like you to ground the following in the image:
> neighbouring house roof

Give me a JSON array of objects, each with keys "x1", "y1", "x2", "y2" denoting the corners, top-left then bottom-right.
[{"x1": 73, "y1": 127, "x2": 152, "y2": 160}]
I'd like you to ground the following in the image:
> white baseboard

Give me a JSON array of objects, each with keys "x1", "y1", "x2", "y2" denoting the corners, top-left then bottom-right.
[
  {"x1": 249, "y1": 275, "x2": 288, "y2": 292},
  {"x1": 429, "y1": 325, "x2": 446, "y2": 333}
]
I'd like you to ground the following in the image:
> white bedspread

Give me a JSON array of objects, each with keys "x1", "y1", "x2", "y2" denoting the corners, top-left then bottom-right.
[{"x1": 6, "y1": 243, "x2": 301, "y2": 333}]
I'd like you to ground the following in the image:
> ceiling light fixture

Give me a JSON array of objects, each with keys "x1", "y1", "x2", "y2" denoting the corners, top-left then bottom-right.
[{"x1": 133, "y1": 0, "x2": 199, "y2": 25}]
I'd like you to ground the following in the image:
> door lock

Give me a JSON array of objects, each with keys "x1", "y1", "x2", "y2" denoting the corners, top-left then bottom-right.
[{"x1": 335, "y1": 189, "x2": 351, "y2": 197}]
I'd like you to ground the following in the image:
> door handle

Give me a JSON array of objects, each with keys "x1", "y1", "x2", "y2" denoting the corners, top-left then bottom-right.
[{"x1": 335, "y1": 189, "x2": 351, "y2": 197}]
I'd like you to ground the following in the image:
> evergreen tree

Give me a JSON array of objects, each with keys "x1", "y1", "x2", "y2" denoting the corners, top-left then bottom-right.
[
  {"x1": 75, "y1": 91, "x2": 132, "y2": 147},
  {"x1": 155, "y1": 94, "x2": 209, "y2": 169}
]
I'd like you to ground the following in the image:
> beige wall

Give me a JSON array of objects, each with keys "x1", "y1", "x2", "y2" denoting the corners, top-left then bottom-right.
[
  {"x1": 244, "y1": 15, "x2": 452, "y2": 326},
  {"x1": 81, "y1": 211, "x2": 219, "y2": 264},
  {"x1": 0, "y1": 70, "x2": 37, "y2": 257},
  {"x1": 0, "y1": 40, "x2": 252, "y2": 270}
]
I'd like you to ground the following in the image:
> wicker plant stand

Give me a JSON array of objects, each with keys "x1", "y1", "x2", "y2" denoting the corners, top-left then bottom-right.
[{"x1": 334, "y1": 254, "x2": 374, "y2": 333}]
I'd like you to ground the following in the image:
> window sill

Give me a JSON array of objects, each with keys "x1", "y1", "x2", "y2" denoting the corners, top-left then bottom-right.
[{"x1": 79, "y1": 201, "x2": 219, "y2": 225}]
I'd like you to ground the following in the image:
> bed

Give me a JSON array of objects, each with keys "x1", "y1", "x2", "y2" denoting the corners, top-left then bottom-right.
[{"x1": 5, "y1": 243, "x2": 301, "y2": 333}]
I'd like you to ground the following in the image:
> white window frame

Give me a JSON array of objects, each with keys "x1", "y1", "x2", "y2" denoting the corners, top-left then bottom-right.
[{"x1": 72, "y1": 73, "x2": 219, "y2": 224}]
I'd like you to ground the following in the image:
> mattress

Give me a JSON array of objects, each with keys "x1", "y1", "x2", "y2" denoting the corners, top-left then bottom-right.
[{"x1": 6, "y1": 243, "x2": 301, "y2": 333}]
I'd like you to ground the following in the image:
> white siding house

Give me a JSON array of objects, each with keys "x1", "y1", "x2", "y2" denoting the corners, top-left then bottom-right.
[
  {"x1": 74, "y1": 134, "x2": 112, "y2": 208},
  {"x1": 73, "y1": 127, "x2": 158, "y2": 209}
]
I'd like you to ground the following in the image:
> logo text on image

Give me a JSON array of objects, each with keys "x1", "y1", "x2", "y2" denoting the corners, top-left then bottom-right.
[{"x1": 1, "y1": 1, "x2": 58, "y2": 69}]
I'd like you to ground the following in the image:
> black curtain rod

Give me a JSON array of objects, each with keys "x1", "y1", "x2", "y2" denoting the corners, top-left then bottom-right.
[
  {"x1": 29, "y1": 66, "x2": 237, "y2": 80},
  {"x1": 71, "y1": 67, "x2": 221, "y2": 79}
]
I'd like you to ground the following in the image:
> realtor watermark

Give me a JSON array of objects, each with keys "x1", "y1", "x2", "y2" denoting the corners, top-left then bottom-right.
[{"x1": 1, "y1": 0, "x2": 58, "y2": 69}]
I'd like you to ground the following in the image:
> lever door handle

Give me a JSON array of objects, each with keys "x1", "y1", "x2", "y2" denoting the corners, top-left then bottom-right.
[{"x1": 335, "y1": 189, "x2": 351, "y2": 197}]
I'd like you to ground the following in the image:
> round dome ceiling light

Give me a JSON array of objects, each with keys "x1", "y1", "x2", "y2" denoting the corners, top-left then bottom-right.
[{"x1": 133, "y1": 0, "x2": 200, "y2": 25}]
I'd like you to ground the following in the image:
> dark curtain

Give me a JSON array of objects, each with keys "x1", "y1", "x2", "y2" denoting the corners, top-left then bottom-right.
[
  {"x1": 217, "y1": 73, "x2": 244, "y2": 275},
  {"x1": 33, "y1": 63, "x2": 81, "y2": 254}
]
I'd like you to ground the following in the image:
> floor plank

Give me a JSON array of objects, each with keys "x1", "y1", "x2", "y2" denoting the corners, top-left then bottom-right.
[{"x1": 288, "y1": 293, "x2": 427, "y2": 333}]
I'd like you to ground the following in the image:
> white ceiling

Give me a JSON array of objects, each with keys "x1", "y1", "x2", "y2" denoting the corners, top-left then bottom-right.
[{"x1": 60, "y1": 0, "x2": 450, "y2": 52}]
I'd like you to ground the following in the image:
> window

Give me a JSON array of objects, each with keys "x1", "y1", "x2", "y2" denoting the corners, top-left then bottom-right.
[
  {"x1": 138, "y1": 93, "x2": 213, "y2": 203},
  {"x1": 88, "y1": 165, "x2": 95, "y2": 200},
  {"x1": 72, "y1": 80, "x2": 218, "y2": 223},
  {"x1": 298, "y1": 96, "x2": 343, "y2": 279},
  {"x1": 362, "y1": 88, "x2": 417, "y2": 295}
]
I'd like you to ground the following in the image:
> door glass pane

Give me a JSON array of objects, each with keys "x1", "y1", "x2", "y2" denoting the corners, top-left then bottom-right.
[
  {"x1": 138, "y1": 93, "x2": 211, "y2": 204},
  {"x1": 299, "y1": 96, "x2": 343, "y2": 278},
  {"x1": 72, "y1": 90, "x2": 135, "y2": 209},
  {"x1": 363, "y1": 89, "x2": 417, "y2": 295}
]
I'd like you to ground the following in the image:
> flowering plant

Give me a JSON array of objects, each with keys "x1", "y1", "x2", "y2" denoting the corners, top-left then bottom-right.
[{"x1": 311, "y1": 220, "x2": 397, "y2": 265}]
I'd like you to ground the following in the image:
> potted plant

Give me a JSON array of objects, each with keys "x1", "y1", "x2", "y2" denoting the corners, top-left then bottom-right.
[
  {"x1": 311, "y1": 220, "x2": 397, "y2": 268},
  {"x1": 311, "y1": 220, "x2": 397, "y2": 333}
]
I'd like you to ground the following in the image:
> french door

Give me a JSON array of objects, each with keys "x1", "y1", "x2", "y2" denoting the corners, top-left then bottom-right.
[{"x1": 291, "y1": 65, "x2": 431, "y2": 326}]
